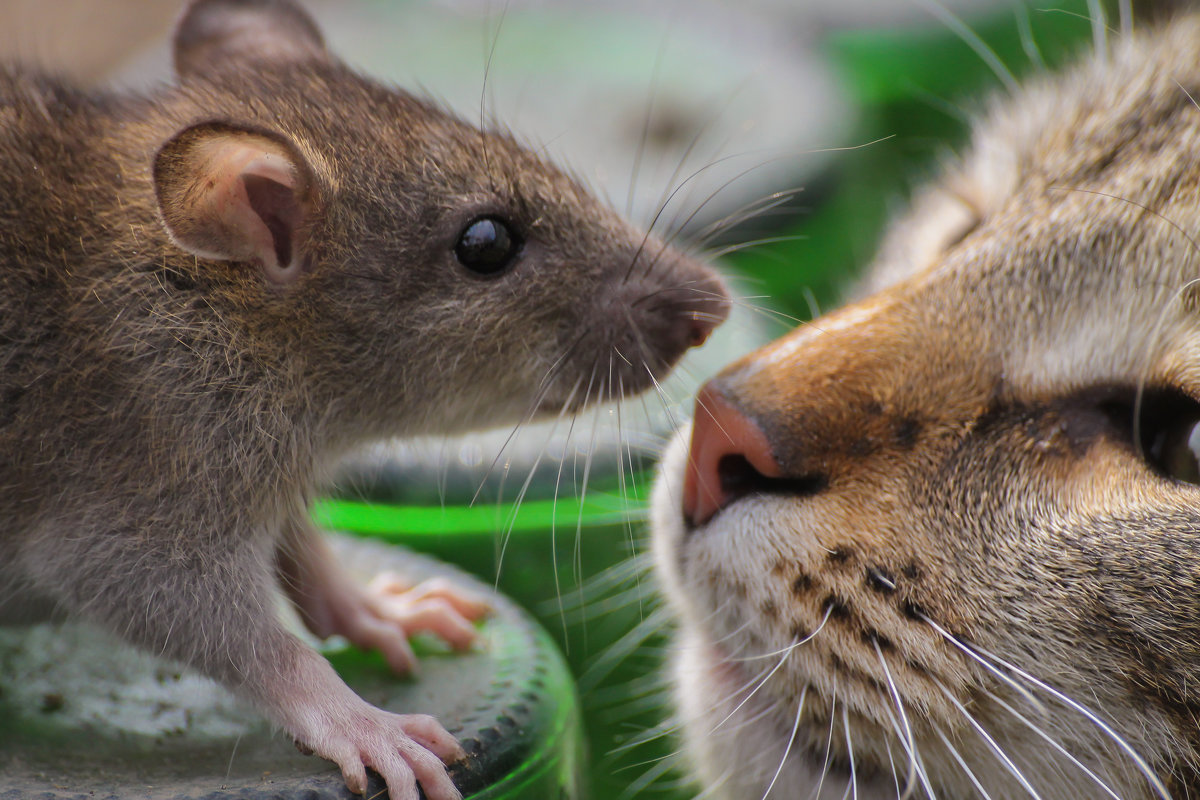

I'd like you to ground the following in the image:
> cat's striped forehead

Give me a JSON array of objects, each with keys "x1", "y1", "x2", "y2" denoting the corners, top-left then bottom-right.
[{"x1": 859, "y1": 16, "x2": 1200, "y2": 401}]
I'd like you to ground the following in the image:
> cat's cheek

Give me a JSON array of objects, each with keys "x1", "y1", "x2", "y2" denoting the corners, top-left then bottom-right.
[{"x1": 671, "y1": 625, "x2": 899, "y2": 800}]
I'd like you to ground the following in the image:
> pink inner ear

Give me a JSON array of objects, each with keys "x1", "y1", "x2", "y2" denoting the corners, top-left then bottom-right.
[
  {"x1": 242, "y1": 172, "x2": 302, "y2": 270},
  {"x1": 190, "y1": 139, "x2": 306, "y2": 282}
]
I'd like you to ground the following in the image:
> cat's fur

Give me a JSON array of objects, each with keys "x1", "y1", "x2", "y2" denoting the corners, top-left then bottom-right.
[{"x1": 654, "y1": 13, "x2": 1200, "y2": 800}]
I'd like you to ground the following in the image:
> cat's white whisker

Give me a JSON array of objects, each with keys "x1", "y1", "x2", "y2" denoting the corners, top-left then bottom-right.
[
  {"x1": 937, "y1": 678, "x2": 1045, "y2": 799},
  {"x1": 809, "y1": 686, "x2": 839, "y2": 800},
  {"x1": 933, "y1": 724, "x2": 996, "y2": 800},
  {"x1": 873, "y1": 638, "x2": 927, "y2": 799},
  {"x1": 579, "y1": 604, "x2": 673, "y2": 690},
  {"x1": 915, "y1": 0, "x2": 1018, "y2": 93},
  {"x1": 983, "y1": 688, "x2": 1123, "y2": 800},
  {"x1": 918, "y1": 616, "x2": 1047, "y2": 716},
  {"x1": 1016, "y1": 5, "x2": 1046, "y2": 71},
  {"x1": 884, "y1": 735, "x2": 902, "y2": 799},
  {"x1": 730, "y1": 604, "x2": 832, "y2": 662},
  {"x1": 924, "y1": 618, "x2": 1169, "y2": 800},
  {"x1": 1088, "y1": 0, "x2": 1109, "y2": 61},
  {"x1": 842, "y1": 704, "x2": 859, "y2": 800},
  {"x1": 761, "y1": 685, "x2": 807, "y2": 800},
  {"x1": 708, "y1": 635, "x2": 802, "y2": 735}
]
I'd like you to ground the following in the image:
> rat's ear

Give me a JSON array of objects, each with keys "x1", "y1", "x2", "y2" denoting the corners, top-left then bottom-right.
[
  {"x1": 173, "y1": 0, "x2": 329, "y2": 80},
  {"x1": 154, "y1": 121, "x2": 318, "y2": 286}
]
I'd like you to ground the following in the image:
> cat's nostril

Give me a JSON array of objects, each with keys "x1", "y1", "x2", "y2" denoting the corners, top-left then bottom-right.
[
  {"x1": 717, "y1": 454, "x2": 763, "y2": 498},
  {"x1": 683, "y1": 383, "x2": 827, "y2": 527},
  {"x1": 683, "y1": 383, "x2": 784, "y2": 527}
]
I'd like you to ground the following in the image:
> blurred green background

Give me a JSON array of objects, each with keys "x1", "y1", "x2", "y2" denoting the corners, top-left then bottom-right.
[{"x1": 318, "y1": 1, "x2": 1112, "y2": 797}]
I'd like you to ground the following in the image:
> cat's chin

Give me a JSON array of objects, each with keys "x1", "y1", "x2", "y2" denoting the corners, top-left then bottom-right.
[{"x1": 673, "y1": 627, "x2": 898, "y2": 800}]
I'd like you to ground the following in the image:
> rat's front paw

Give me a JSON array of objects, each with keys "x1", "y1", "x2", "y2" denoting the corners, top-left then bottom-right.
[
  {"x1": 316, "y1": 573, "x2": 489, "y2": 681},
  {"x1": 299, "y1": 704, "x2": 466, "y2": 800},
  {"x1": 370, "y1": 574, "x2": 490, "y2": 643},
  {"x1": 330, "y1": 574, "x2": 490, "y2": 675},
  {"x1": 281, "y1": 533, "x2": 491, "y2": 674}
]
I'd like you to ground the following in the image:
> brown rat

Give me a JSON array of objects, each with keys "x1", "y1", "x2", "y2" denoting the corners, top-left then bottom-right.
[{"x1": 0, "y1": 1, "x2": 730, "y2": 798}]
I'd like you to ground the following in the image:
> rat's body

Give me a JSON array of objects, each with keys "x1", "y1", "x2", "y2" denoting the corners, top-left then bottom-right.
[{"x1": 0, "y1": 2, "x2": 728, "y2": 798}]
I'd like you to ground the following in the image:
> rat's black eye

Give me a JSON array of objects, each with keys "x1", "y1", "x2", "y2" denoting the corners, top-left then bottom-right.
[
  {"x1": 455, "y1": 216, "x2": 521, "y2": 276},
  {"x1": 1136, "y1": 389, "x2": 1200, "y2": 484}
]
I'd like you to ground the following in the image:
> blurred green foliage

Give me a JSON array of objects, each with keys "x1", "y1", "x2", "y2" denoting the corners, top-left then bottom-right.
[{"x1": 728, "y1": 1, "x2": 1106, "y2": 319}]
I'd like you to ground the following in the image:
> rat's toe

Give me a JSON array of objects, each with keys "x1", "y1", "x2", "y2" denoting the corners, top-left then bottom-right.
[
  {"x1": 396, "y1": 738, "x2": 461, "y2": 800},
  {"x1": 333, "y1": 748, "x2": 368, "y2": 795},
  {"x1": 397, "y1": 713, "x2": 465, "y2": 762}
]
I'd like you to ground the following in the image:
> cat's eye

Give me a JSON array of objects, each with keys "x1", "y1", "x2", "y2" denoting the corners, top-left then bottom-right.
[
  {"x1": 1143, "y1": 413, "x2": 1200, "y2": 484},
  {"x1": 1118, "y1": 386, "x2": 1200, "y2": 484},
  {"x1": 454, "y1": 216, "x2": 521, "y2": 276}
]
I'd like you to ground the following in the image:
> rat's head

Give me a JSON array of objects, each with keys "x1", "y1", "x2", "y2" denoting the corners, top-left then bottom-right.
[{"x1": 150, "y1": 0, "x2": 729, "y2": 437}]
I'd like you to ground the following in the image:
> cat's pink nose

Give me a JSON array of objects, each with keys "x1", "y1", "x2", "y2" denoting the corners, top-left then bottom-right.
[{"x1": 682, "y1": 382, "x2": 781, "y2": 527}]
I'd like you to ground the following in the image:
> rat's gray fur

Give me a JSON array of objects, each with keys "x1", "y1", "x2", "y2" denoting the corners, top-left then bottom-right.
[{"x1": 0, "y1": 1, "x2": 728, "y2": 798}]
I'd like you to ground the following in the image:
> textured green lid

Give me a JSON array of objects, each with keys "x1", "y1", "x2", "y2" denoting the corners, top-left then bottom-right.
[{"x1": 0, "y1": 538, "x2": 582, "y2": 800}]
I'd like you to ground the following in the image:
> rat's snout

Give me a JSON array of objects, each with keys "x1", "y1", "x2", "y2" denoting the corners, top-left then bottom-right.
[
  {"x1": 683, "y1": 271, "x2": 730, "y2": 348},
  {"x1": 682, "y1": 382, "x2": 782, "y2": 528},
  {"x1": 635, "y1": 252, "x2": 731, "y2": 356}
]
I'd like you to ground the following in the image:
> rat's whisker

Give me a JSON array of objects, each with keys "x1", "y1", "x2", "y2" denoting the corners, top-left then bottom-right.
[
  {"x1": 704, "y1": 233, "x2": 810, "y2": 261},
  {"x1": 548, "y1": 384, "x2": 586, "y2": 647},
  {"x1": 626, "y1": 29, "x2": 669, "y2": 218},
  {"x1": 476, "y1": 0, "x2": 511, "y2": 189},
  {"x1": 692, "y1": 186, "x2": 806, "y2": 249}
]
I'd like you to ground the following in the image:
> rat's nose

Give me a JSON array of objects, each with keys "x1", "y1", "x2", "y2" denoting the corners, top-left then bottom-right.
[
  {"x1": 682, "y1": 382, "x2": 782, "y2": 527},
  {"x1": 686, "y1": 308, "x2": 723, "y2": 348}
]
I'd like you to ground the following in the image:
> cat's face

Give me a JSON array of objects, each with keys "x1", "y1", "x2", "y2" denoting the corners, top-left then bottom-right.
[{"x1": 653, "y1": 16, "x2": 1200, "y2": 800}]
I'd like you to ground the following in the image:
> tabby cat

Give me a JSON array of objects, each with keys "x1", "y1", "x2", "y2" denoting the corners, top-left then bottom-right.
[{"x1": 654, "y1": 12, "x2": 1200, "y2": 800}]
